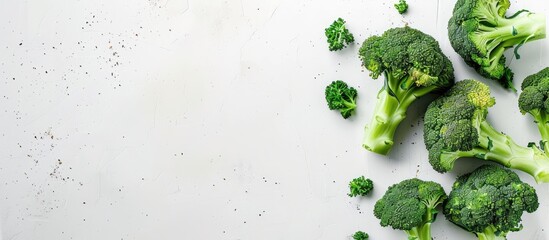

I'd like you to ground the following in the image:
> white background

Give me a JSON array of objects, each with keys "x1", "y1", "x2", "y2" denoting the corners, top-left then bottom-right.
[{"x1": 0, "y1": 0, "x2": 548, "y2": 239}]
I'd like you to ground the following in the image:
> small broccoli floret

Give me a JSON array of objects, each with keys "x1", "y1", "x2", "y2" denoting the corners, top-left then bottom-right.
[
  {"x1": 348, "y1": 176, "x2": 374, "y2": 197},
  {"x1": 325, "y1": 80, "x2": 358, "y2": 119},
  {"x1": 518, "y1": 67, "x2": 549, "y2": 151},
  {"x1": 359, "y1": 27, "x2": 454, "y2": 155},
  {"x1": 394, "y1": 0, "x2": 408, "y2": 14},
  {"x1": 374, "y1": 178, "x2": 447, "y2": 240},
  {"x1": 424, "y1": 79, "x2": 549, "y2": 183},
  {"x1": 444, "y1": 165, "x2": 539, "y2": 240},
  {"x1": 352, "y1": 231, "x2": 369, "y2": 240},
  {"x1": 448, "y1": 0, "x2": 546, "y2": 90},
  {"x1": 325, "y1": 18, "x2": 355, "y2": 51}
]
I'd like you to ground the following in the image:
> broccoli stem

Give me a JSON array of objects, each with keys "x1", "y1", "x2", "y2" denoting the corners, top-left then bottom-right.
[
  {"x1": 444, "y1": 120, "x2": 549, "y2": 183},
  {"x1": 362, "y1": 87, "x2": 416, "y2": 155},
  {"x1": 476, "y1": 226, "x2": 506, "y2": 240},
  {"x1": 405, "y1": 207, "x2": 434, "y2": 240},
  {"x1": 530, "y1": 110, "x2": 549, "y2": 152},
  {"x1": 476, "y1": 12, "x2": 546, "y2": 55}
]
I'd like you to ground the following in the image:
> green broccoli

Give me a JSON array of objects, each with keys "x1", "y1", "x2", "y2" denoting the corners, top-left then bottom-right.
[
  {"x1": 394, "y1": 0, "x2": 408, "y2": 14},
  {"x1": 359, "y1": 27, "x2": 455, "y2": 155},
  {"x1": 444, "y1": 165, "x2": 539, "y2": 240},
  {"x1": 325, "y1": 18, "x2": 355, "y2": 51},
  {"x1": 352, "y1": 231, "x2": 369, "y2": 240},
  {"x1": 348, "y1": 176, "x2": 373, "y2": 197},
  {"x1": 424, "y1": 79, "x2": 549, "y2": 183},
  {"x1": 518, "y1": 67, "x2": 549, "y2": 151},
  {"x1": 325, "y1": 80, "x2": 358, "y2": 119},
  {"x1": 374, "y1": 178, "x2": 447, "y2": 240},
  {"x1": 448, "y1": 0, "x2": 546, "y2": 90}
]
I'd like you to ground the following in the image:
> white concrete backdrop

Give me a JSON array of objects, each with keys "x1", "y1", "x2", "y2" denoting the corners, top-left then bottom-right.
[{"x1": 0, "y1": 0, "x2": 547, "y2": 239}]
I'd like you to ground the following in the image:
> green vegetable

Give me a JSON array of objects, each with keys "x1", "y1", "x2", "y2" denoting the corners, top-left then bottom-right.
[
  {"x1": 394, "y1": 0, "x2": 408, "y2": 14},
  {"x1": 348, "y1": 176, "x2": 373, "y2": 197},
  {"x1": 518, "y1": 67, "x2": 549, "y2": 151},
  {"x1": 352, "y1": 231, "x2": 369, "y2": 240},
  {"x1": 424, "y1": 79, "x2": 549, "y2": 183},
  {"x1": 325, "y1": 18, "x2": 355, "y2": 51},
  {"x1": 325, "y1": 80, "x2": 358, "y2": 119},
  {"x1": 444, "y1": 165, "x2": 539, "y2": 240},
  {"x1": 448, "y1": 0, "x2": 546, "y2": 90},
  {"x1": 374, "y1": 178, "x2": 447, "y2": 240},
  {"x1": 359, "y1": 26, "x2": 454, "y2": 155}
]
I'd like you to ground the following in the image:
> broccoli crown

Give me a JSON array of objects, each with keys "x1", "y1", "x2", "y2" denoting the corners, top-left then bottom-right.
[
  {"x1": 518, "y1": 67, "x2": 549, "y2": 114},
  {"x1": 444, "y1": 165, "x2": 539, "y2": 237},
  {"x1": 325, "y1": 80, "x2": 358, "y2": 119},
  {"x1": 325, "y1": 18, "x2": 355, "y2": 51},
  {"x1": 348, "y1": 176, "x2": 374, "y2": 197},
  {"x1": 352, "y1": 231, "x2": 369, "y2": 240},
  {"x1": 359, "y1": 26, "x2": 454, "y2": 90},
  {"x1": 394, "y1": 0, "x2": 408, "y2": 14},
  {"x1": 424, "y1": 79, "x2": 495, "y2": 172},
  {"x1": 448, "y1": 0, "x2": 546, "y2": 90},
  {"x1": 374, "y1": 178, "x2": 447, "y2": 230}
]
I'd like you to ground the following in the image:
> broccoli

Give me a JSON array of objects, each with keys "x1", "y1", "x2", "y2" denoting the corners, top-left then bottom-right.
[
  {"x1": 444, "y1": 165, "x2": 539, "y2": 240},
  {"x1": 359, "y1": 27, "x2": 455, "y2": 155},
  {"x1": 348, "y1": 176, "x2": 374, "y2": 197},
  {"x1": 518, "y1": 67, "x2": 549, "y2": 151},
  {"x1": 424, "y1": 79, "x2": 549, "y2": 183},
  {"x1": 374, "y1": 178, "x2": 447, "y2": 240},
  {"x1": 325, "y1": 80, "x2": 358, "y2": 119},
  {"x1": 325, "y1": 18, "x2": 355, "y2": 51},
  {"x1": 394, "y1": 0, "x2": 408, "y2": 14},
  {"x1": 448, "y1": 0, "x2": 546, "y2": 90},
  {"x1": 352, "y1": 231, "x2": 369, "y2": 240}
]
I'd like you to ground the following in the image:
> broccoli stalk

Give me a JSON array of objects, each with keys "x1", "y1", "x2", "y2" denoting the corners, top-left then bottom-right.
[
  {"x1": 448, "y1": 0, "x2": 546, "y2": 90},
  {"x1": 518, "y1": 67, "x2": 549, "y2": 152},
  {"x1": 443, "y1": 165, "x2": 539, "y2": 240},
  {"x1": 374, "y1": 178, "x2": 447, "y2": 240},
  {"x1": 439, "y1": 119, "x2": 549, "y2": 183},
  {"x1": 359, "y1": 27, "x2": 455, "y2": 155},
  {"x1": 425, "y1": 79, "x2": 549, "y2": 183},
  {"x1": 363, "y1": 74, "x2": 438, "y2": 154},
  {"x1": 476, "y1": 226, "x2": 506, "y2": 240}
]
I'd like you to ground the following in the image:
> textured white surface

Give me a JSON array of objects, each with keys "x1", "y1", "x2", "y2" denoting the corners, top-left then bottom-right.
[{"x1": 0, "y1": 0, "x2": 548, "y2": 239}]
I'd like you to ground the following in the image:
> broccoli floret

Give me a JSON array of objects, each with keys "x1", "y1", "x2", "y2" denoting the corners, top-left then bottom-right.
[
  {"x1": 359, "y1": 27, "x2": 455, "y2": 155},
  {"x1": 325, "y1": 80, "x2": 358, "y2": 119},
  {"x1": 444, "y1": 165, "x2": 539, "y2": 240},
  {"x1": 325, "y1": 18, "x2": 355, "y2": 51},
  {"x1": 448, "y1": 0, "x2": 546, "y2": 90},
  {"x1": 352, "y1": 231, "x2": 369, "y2": 240},
  {"x1": 374, "y1": 178, "x2": 447, "y2": 240},
  {"x1": 348, "y1": 176, "x2": 374, "y2": 197},
  {"x1": 424, "y1": 79, "x2": 549, "y2": 183},
  {"x1": 394, "y1": 0, "x2": 408, "y2": 14},
  {"x1": 518, "y1": 67, "x2": 549, "y2": 151}
]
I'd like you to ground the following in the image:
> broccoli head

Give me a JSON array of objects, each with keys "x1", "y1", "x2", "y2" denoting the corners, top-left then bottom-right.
[
  {"x1": 374, "y1": 178, "x2": 447, "y2": 240},
  {"x1": 325, "y1": 80, "x2": 358, "y2": 119},
  {"x1": 359, "y1": 26, "x2": 454, "y2": 155},
  {"x1": 394, "y1": 0, "x2": 408, "y2": 14},
  {"x1": 444, "y1": 165, "x2": 539, "y2": 240},
  {"x1": 352, "y1": 231, "x2": 369, "y2": 240},
  {"x1": 424, "y1": 79, "x2": 549, "y2": 183},
  {"x1": 348, "y1": 176, "x2": 374, "y2": 197},
  {"x1": 325, "y1": 18, "x2": 355, "y2": 51},
  {"x1": 518, "y1": 67, "x2": 549, "y2": 151},
  {"x1": 448, "y1": 0, "x2": 546, "y2": 90}
]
